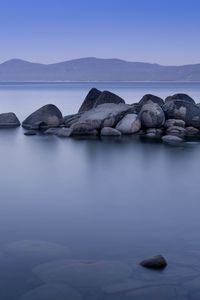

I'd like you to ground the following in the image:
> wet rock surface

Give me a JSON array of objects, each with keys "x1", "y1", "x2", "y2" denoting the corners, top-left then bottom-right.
[{"x1": 139, "y1": 255, "x2": 167, "y2": 270}]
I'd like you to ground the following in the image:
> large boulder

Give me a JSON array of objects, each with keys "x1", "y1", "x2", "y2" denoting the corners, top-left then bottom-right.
[
  {"x1": 63, "y1": 113, "x2": 81, "y2": 128},
  {"x1": 22, "y1": 104, "x2": 63, "y2": 129},
  {"x1": 115, "y1": 114, "x2": 141, "y2": 134},
  {"x1": 78, "y1": 89, "x2": 125, "y2": 113},
  {"x1": 78, "y1": 88, "x2": 101, "y2": 113},
  {"x1": 77, "y1": 103, "x2": 131, "y2": 129},
  {"x1": 139, "y1": 103, "x2": 165, "y2": 128},
  {"x1": 0, "y1": 112, "x2": 20, "y2": 127},
  {"x1": 163, "y1": 100, "x2": 200, "y2": 128},
  {"x1": 165, "y1": 93, "x2": 195, "y2": 104},
  {"x1": 138, "y1": 94, "x2": 164, "y2": 109}
]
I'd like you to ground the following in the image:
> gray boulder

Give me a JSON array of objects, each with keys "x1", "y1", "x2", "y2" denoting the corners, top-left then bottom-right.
[
  {"x1": 22, "y1": 104, "x2": 63, "y2": 129},
  {"x1": 78, "y1": 89, "x2": 125, "y2": 113},
  {"x1": 0, "y1": 112, "x2": 20, "y2": 128},
  {"x1": 164, "y1": 119, "x2": 185, "y2": 128},
  {"x1": 101, "y1": 127, "x2": 121, "y2": 136},
  {"x1": 185, "y1": 126, "x2": 199, "y2": 136},
  {"x1": 78, "y1": 88, "x2": 101, "y2": 112},
  {"x1": 165, "y1": 93, "x2": 195, "y2": 104},
  {"x1": 166, "y1": 126, "x2": 186, "y2": 137},
  {"x1": 115, "y1": 114, "x2": 141, "y2": 134},
  {"x1": 162, "y1": 135, "x2": 184, "y2": 145},
  {"x1": 94, "y1": 90, "x2": 125, "y2": 107},
  {"x1": 63, "y1": 113, "x2": 82, "y2": 127},
  {"x1": 78, "y1": 103, "x2": 131, "y2": 129},
  {"x1": 140, "y1": 255, "x2": 167, "y2": 270},
  {"x1": 139, "y1": 103, "x2": 165, "y2": 128},
  {"x1": 138, "y1": 94, "x2": 164, "y2": 109},
  {"x1": 71, "y1": 123, "x2": 98, "y2": 136},
  {"x1": 163, "y1": 100, "x2": 200, "y2": 128}
]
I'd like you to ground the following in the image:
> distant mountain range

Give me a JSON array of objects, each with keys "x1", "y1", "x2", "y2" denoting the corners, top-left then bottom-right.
[{"x1": 0, "y1": 57, "x2": 200, "y2": 81}]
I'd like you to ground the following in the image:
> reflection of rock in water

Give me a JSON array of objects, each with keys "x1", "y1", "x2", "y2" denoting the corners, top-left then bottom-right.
[
  {"x1": 3, "y1": 240, "x2": 71, "y2": 262},
  {"x1": 33, "y1": 259, "x2": 132, "y2": 288},
  {"x1": 19, "y1": 284, "x2": 82, "y2": 300}
]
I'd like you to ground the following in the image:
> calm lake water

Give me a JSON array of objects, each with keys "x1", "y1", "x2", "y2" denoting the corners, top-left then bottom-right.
[{"x1": 1, "y1": 82, "x2": 200, "y2": 299}]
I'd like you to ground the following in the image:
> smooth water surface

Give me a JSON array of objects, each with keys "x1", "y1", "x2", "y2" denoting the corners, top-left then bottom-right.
[{"x1": 0, "y1": 82, "x2": 200, "y2": 299}]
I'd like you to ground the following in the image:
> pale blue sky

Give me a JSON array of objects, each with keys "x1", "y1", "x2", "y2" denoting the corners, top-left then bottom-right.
[{"x1": 0, "y1": 0, "x2": 199, "y2": 65}]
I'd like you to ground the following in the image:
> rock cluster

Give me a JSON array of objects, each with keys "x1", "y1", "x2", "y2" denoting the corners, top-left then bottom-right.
[{"x1": 1, "y1": 89, "x2": 200, "y2": 145}]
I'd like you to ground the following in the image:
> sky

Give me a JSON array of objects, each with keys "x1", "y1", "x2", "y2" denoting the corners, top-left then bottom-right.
[{"x1": 0, "y1": 0, "x2": 200, "y2": 65}]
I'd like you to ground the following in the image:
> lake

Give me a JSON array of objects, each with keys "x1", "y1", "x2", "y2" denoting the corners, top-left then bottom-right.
[{"x1": 1, "y1": 82, "x2": 200, "y2": 300}]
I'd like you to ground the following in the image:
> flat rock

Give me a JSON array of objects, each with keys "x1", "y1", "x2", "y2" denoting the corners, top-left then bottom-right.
[
  {"x1": 115, "y1": 113, "x2": 141, "y2": 134},
  {"x1": 19, "y1": 284, "x2": 82, "y2": 300},
  {"x1": 33, "y1": 259, "x2": 132, "y2": 288},
  {"x1": 140, "y1": 255, "x2": 167, "y2": 269},
  {"x1": 78, "y1": 103, "x2": 131, "y2": 129},
  {"x1": 22, "y1": 104, "x2": 63, "y2": 129},
  {"x1": 0, "y1": 112, "x2": 20, "y2": 128},
  {"x1": 162, "y1": 135, "x2": 184, "y2": 145},
  {"x1": 164, "y1": 119, "x2": 185, "y2": 128},
  {"x1": 166, "y1": 126, "x2": 186, "y2": 137},
  {"x1": 139, "y1": 103, "x2": 165, "y2": 128},
  {"x1": 101, "y1": 127, "x2": 121, "y2": 136}
]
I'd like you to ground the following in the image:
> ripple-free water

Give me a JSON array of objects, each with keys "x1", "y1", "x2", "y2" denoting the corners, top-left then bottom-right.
[{"x1": 0, "y1": 82, "x2": 200, "y2": 299}]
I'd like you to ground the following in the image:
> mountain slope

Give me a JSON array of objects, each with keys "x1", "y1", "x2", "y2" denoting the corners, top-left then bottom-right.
[{"x1": 0, "y1": 57, "x2": 200, "y2": 81}]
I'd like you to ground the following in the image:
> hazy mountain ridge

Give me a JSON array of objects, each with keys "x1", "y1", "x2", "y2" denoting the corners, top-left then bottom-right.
[{"x1": 0, "y1": 57, "x2": 200, "y2": 81}]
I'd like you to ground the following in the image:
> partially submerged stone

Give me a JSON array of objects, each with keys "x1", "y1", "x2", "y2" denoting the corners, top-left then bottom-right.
[
  {"x1": 0, "y1": 112, "x2": 20, "y2": 128},
  {"x1": 71, "y1": 123, "x2": 98, "y2": 136},
  {"x1": 115, "y1": 113, "x2": 141, "y2": 134},
  {"x1": 139, "y1": 255, "x2": 167, "y2": 270},
  {"x1": 19, "y1": 284, "x2": 82, "y2": 300},
  {"x1": 56, "y1": 128, "x2": 73, "y2": 137},
  {"x1": 24, "y1": 130, "x2": 37, "y2": 136},
  {"x1": 101, "y1": 127, "x2": 121, "y2": 136},
  {"x1": 162, "y1": 135, "x2": 184, "y2": 145},
  {"x1": 22, "y1": 104, "x2": 63, "y2": 129},
  {"x1": 33, "y1": 260, "x2": 132, "y2": 288},
  {"x1": 185, "y1": 126, "x2": 199, "y2": 136}
]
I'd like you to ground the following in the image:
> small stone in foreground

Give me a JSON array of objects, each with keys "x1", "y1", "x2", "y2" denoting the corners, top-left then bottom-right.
[
  {"x1": 24, "y1": 130, "x2": 37, "y2": 136},
  {"x1": 139, "y1": 255, "x2": 167, "y2": 270}
]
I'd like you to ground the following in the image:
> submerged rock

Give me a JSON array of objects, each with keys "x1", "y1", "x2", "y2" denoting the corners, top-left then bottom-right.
[
  {"x1": 56, "y1": 128, "x2": 73, "y2": 137},
  {"x1": 140, "y1": 255, "x2": 167, "y2": 270},
  {"x1": 24, "y1": 130, "x2": 37, "y2": 136},
  {"x1": 115, "y1": 113, "x2": 141, "y2": 134},
  {"x1": 33, "y1": 259, "x2": 132, "y2": 288},
  {"x1": 101, "y1": 127, "x2": 121, "y2": 136},
  {"x1": 139, "y1": 103, "x2": 165, "y2": 128},
  {"x1": 162, "y1": 135, "x2": 184, "y2": 145},
  {"x1": 165, "y1": 93, "x2": 195, "y2": 104},
  {"x1": 19, "y1": 284, "x2": 82, "y2": 300},
  {"x1": 22, "y1": 104, "x2": 63, "y2": 129},
  {"x1": 0, "y1": 112, "x2": 20, "y2": 128}
]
